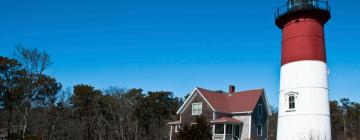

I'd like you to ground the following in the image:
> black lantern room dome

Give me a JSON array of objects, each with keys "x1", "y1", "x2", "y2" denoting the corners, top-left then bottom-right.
[{"x1": 275, "y1": 0, "x2": 331, "y2": 28}]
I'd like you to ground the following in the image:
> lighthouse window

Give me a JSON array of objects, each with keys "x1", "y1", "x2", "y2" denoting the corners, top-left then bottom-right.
[
  {"x1": 288, "y1": 0, "x2": 294, "y2": 9},
  {"x1": 289, "y1": 95, "x2": 295, "y2": 109},
  {"x1": 307, "y1": 0, "x2": 316, "y2": 6}
]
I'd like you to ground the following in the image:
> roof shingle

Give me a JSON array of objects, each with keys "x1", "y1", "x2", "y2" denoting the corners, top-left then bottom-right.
[
  {"x1": 197, "y1": 87, "x2": 263, "y2": 113},
  {"x1": 211, "y1": 117, "x2": 242, "y2": 123}
]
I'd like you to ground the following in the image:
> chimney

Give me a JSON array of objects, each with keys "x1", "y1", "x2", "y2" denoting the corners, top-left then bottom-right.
[{"x1": 229, "y1": 85, "x2": 235, "y2": 93}]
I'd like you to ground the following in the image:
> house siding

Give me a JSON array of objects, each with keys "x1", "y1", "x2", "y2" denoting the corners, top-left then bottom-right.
[
  {"x1": 251, "y1": 97, "x2": 268, "y2": 140},
  {"x1": 170, "y1": 92, "x2": 214, "y2": 140},
  {"x1": 181, "y1": 92, "x2": 214, "y2": 125},
  {"x1": 169, "y1": 89, "x2": 271, "y2": 140},
  {"x1": 232, "y1": 115, "x2": 251, "y2": 140}
]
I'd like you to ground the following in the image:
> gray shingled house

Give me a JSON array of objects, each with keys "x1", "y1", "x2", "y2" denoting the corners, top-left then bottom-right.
[{"x1": 168, "y1": 86, "x2": 272, "y2": 140}]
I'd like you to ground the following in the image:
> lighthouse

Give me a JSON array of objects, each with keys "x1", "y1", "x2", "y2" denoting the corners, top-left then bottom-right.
[{"x1": 275, "y1": 0, "x2": 331, "y2": 139}]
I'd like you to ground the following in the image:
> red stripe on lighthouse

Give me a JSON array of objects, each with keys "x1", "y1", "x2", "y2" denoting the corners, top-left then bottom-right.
[{"x1": 281, "y1": 18, "x2": 326, "y2": 65}]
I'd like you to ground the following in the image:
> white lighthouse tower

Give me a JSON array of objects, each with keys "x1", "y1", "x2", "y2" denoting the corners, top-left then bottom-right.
[{"x1": 275, "y1": 0, "x2": 332, "y2": 139}]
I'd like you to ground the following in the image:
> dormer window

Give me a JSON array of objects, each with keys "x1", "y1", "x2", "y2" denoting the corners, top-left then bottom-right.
[{"x1": 192, "y1": 102, "x2": 202, "y2": 115}]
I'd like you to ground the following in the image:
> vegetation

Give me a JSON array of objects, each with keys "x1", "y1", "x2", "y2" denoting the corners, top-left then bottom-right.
[
  {"x1": 177, "y1": 115, "x2": 212, "y2": 140},
  {"x1": 268, "y1": 99, "x2": 360, "y2": 140},
  {"x1": 1, "y1": 47, "x2": 359, "y2": 140},
  {"x1": 0, "y1": 47, "x2": 182, "y2": 140},
  {"x1": 268, "y1": 106, "x2": 278, "y2": 140},
  {"x1": 330, "y1": 99, "x2": 360, "y2": 140}
]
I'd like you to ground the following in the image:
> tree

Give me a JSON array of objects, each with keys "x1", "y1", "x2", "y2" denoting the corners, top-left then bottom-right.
[
  {"x1": 71, "y1": 84, "x2": 102, "y2": 140},
  {"x1": 177, "y1": 115, "x2": 212, "y2": 140},
  {"x1": 347, "y1": 102, "x2": 360, "y2": 139},
  {"x1": 96, "y1": 87, "x2": 143, "y2": 140},
  {"x1": 134, "y1": 91, "x2": 181, "y2": 140},
  {"x1": 0, "y1": 56, "x2": 26, "y2": 138},
  {"x1": 330, "y1": 100, "x2": 344, "y2": 139},
  {"x1": 14, "y1": 46, "x2": 53, "y2": 138},
  {"x1": 35, "y1": 75, "x2": 63, "y2": 140},
  {"x1": 268, "y1": 106, "x2": 278, "y2": 140},
  {"x1": 329, "y1": 98, "x2": 360, "y2": 140},
  {"x1": 1, "y1": 47, "x2": 187, "y2": 140},
  {"x1": 340, "y1": 98, "x2": 351, "y2": 139}
]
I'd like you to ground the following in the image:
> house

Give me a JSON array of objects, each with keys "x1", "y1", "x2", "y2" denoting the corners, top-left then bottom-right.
[{"x1": 168, "y1": 85, "x2": 272, "y2": 140}]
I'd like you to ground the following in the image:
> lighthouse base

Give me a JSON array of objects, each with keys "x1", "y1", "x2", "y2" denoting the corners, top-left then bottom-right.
[
  {"x1": 277, "y1": 115, "x2": 331, "y2": 140},
  {"x1": 277, "y1": 60, "x2": 331, "y2": 140}
]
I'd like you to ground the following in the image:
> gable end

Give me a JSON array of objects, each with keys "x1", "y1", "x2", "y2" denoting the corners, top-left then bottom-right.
[{"x1": 176, "y1": 88, "x2": 215, "y2": 114}]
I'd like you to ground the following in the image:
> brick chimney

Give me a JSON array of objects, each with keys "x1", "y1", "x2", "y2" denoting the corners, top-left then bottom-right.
[{"x1": 229, "y1": 85, "x2": 235, "y2": 93}]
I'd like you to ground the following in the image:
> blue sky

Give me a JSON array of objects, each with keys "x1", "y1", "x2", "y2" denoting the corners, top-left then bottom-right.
[{"x1": 0, "y1": 0, "x2": 359, "y2": 107}]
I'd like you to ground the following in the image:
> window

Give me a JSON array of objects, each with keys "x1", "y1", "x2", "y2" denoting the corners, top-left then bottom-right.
[
  {"x1": 192, "y1": 102, "x2": 202, "y2": 115},
  {"x1": 226, "y1": 124, "x2": 233, "y2": 134},
  {"x1": 289, "y1": 95, "x2": 295, "y2": 109},
  {"x1": 234, "y1": 125, "x2": 240, "y2": 138},
  {"x1": 215, "y1": 124, "x2": 224, "y2": 134},
  {"x1": 307, "y1": 0, "x2": 316, "y2": 6},
  {"x1": 288, "y1": 0, "x2": 295, "y2": 9},
  {"x1": 257, "y1": 124, "x2": 262, "y2": 136},
  {"x1": 258, "y1": 104, "x2": 263, "y2": 117},
  {"x1": 175, "y1": 125, "x2": 181, "y2": 132},
  {"x1": 285, "y1": 92, "x2": 298, "y2": 111}
]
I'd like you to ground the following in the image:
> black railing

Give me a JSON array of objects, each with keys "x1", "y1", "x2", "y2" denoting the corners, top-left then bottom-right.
[{"x1": 275, "y1": 0, "x2": 330, "y2": 19}]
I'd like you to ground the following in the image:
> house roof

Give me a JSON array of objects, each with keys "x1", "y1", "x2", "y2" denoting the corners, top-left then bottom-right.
[
  {"x1": 177, "y1": 87, "x2": 272, "y2": 115},
  {"x1": 197, "y1": 87, "x2": 263, "y2": 113},
  {"x1": 211, "y1": 117, "x2": 242, "y2": 124}
]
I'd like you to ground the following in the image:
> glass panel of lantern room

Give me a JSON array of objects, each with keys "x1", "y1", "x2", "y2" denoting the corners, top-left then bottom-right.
[{"x1": 288, "y1": 0, "x2": 294, "y2": 9}]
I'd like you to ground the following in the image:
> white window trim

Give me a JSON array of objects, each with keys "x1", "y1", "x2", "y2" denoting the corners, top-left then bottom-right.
[
  {"x1": 198, "y1": 102, "x2": 202, "y2": 114},
  {"x1": 192, "y1": 103, "x2": 197, "y2": 115},
  {"x1": 175, "y1": 125, "x2": 181, "y2": 132},
  {"x1": 170, "y1": 126, "x2": 173, "y2": 140},
  {"x1": 192, "y1": 102, "x2": 203, "y2": 115},
  {"x1": 285, "y1": 92, "x2": 298, "y2": 112},
  {"x1": 257, "y1": 124, "x2": 262, "y2": 136}
]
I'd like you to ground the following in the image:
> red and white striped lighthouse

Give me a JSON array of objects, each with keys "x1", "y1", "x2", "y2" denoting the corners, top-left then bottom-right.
[{"x1": 275, "y1": 0, "x2": 331, "y2": 139}]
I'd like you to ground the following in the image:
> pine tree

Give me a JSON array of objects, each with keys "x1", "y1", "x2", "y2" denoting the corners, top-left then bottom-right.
[{"x1": 177, "y1": 115, "x2": 212, "y2": 140}]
